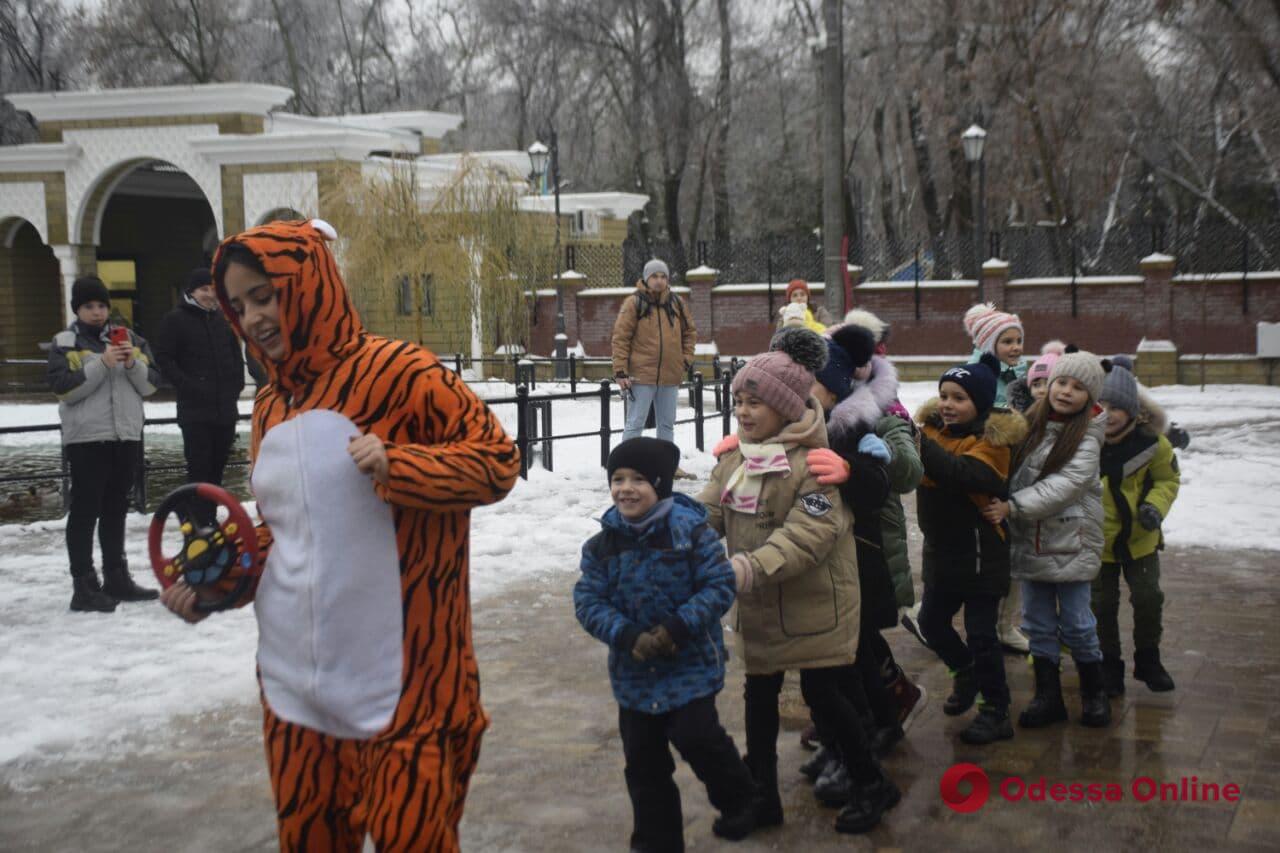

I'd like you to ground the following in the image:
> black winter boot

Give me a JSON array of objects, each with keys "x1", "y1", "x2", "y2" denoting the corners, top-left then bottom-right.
[
  {"x1": 959, "y1": 705, "x2": 1014, "y2": 745},
  {"x1": 943, "y1": 666, "x2": 978, "y2": 716},
  {"x1": 834, "y1": 764, "x2": 901, "y2": 834},
  {"x1": 102, "y1": 560, "x2": 158, "y2": 602},
  {"x1": 70, "y1": 573, "x2": 117, "y2": 613},
  {"x1": 1019, "y1": 657, "x2": 1069, "y2": 728},
  {"x1": 800, "y1": 744, "x2": 837, "y2": 782},
  {"x1": 744, "y1": 753, "x2": 783, "y2": 827},
  {"x1": 711, "y1": 801, "x2": 758, "y2": 841},
  {"x1": 1077, "y1": 660, "x2": 1112, "y2": 727},
  {"x1": 814, "y1": 761, "x2": 852, "y2": 806},
  {"x1": 1133, "y1": 648, "x2": 1175, "y2": 692},
  {"x1": 1101, "y1": 656, "x2": 1126, "y2": 698}
]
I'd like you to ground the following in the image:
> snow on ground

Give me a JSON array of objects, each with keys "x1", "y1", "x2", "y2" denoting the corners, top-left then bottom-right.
[{"x1": 1, "y1": 380, "x2": 1277, "y2": 769}]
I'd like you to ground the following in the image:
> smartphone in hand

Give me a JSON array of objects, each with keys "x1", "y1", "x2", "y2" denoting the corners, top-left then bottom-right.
[{"x1": 109, "y1": 326, "x2": 129, "y2": 346}]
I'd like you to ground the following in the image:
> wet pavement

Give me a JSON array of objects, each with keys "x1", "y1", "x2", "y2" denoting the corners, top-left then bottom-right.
[{"x1": 1, "y1": 536, "x2": 1278, "y2": 850}]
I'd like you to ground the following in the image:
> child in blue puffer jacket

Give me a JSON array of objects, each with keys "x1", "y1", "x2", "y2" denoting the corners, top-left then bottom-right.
[{"x1": 575, "y1": 437, "x2": 758, "y2": 852}]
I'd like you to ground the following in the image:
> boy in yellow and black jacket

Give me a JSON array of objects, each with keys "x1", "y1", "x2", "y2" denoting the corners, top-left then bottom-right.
[{"x1": 1092, "y1": 364, "x2": 1180, "y2": 696}]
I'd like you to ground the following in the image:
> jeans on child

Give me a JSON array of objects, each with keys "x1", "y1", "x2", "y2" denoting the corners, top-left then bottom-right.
[
  {"x1": 1021, "y1": 579, "x2": 1103, "y2": 663},
  {"x1": 622, "y1": 383, "x2": 678, "y2": 443}
]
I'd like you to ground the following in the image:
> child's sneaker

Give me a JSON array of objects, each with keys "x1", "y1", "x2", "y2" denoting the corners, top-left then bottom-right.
[{"x1": 887, "y1": 668, "x2": 927, "y2": 731}]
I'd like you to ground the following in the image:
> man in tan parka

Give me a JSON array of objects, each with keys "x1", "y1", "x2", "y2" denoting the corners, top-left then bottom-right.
[{"x1": 612, "y1": 259, "x2": 696, "y2": 447}]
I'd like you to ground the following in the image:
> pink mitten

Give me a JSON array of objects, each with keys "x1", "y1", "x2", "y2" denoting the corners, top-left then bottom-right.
[
  {"x1": 805, "y1": 448, "x2": 850, "y2": 485},
  {"x1": 712, "y1": 433, "x2": 740, "y2": 458}
]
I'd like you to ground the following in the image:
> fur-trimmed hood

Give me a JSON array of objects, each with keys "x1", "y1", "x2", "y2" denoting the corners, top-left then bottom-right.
[
  {"x1": 827, "y1": 355, "x2": 900, "y2": 442},
  {"x1": 915, "y1": 397, "x2": 1029, "y2": 448},
  {"x1": 1136, "y1": 386, "x2": 1169, "y2": 434}
]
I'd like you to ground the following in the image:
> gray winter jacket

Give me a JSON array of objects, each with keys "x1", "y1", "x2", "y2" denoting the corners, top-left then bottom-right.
[
  {"x1": 1008, "y1": 411, "x2": 1106, "y2": 584},
  {"x1": 47, "y1": 322, "x2": 159, "y2": 445}
]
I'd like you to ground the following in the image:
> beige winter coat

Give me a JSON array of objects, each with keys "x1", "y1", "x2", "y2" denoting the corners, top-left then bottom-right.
[
  {"x1": 610, "y1": 283, "x2": 696, "y2": 386},
  {"x1": 698, "y1": 401, "x2": 860, "y2": 674}
]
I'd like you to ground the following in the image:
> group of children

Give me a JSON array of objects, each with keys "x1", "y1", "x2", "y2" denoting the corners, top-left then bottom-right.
[{"x1": 577, "y1": 300, "x2": 1182, "y2": 849}]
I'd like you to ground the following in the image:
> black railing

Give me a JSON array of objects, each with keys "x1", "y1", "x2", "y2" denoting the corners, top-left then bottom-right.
[
  {"x1": 0, "y1": 357, "x2": 746, "y2": 509},
  {"x1": 0, "y1": 413, "x2": 254, "y2": 513},
  {"x1": 493, "y1": 358, "x2": 744, "y2": 479}
]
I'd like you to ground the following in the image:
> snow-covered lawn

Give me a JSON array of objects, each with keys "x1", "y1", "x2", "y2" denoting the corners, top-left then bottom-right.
[{"x1": 1, "y1": 380, "x2": 1277, "y2": 769}]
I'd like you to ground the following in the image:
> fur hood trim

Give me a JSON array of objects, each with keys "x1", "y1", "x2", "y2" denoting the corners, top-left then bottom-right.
[
  {"x1": 827, "y1": 355, "x2": 900, "y2": 441},
  {"x1": 916, "y1": 397, "x2": 1029, "y2": 448}
]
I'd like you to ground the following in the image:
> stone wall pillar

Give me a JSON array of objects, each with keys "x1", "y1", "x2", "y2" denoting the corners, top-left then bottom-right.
[
  {"x1": 1139, "y1": 253, "x2": 1176, "y2": 341},
  {"x1": 556, "y1": 270, "x2": 588, "y2": 348},
  {"x1": 981, "y1": 258, "x2": 1009, "y2": 307},
  {"x1": 684, "y1": 264, "x2": 717, "y2": 343},
  {"x1": 51, "y1": 244, "x2": 96, "y2": 325},
  {"x1": 1136, "y1": 338, "x2": 1179, "y2": 387}
]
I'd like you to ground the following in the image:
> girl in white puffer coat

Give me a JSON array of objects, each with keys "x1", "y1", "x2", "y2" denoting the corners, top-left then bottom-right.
[{"x1": 982, "y1": 351, "x2": 1110, "y2": 731}]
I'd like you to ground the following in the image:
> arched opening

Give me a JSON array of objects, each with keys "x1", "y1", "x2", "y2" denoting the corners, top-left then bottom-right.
[
  {"x1": 256, "y1": 207, "x2": 305, "y2": 226},
  {"x1": 88, "y1": 160, "x2": 217, "y2": 338},
  {"x1": 0, "y1": 218, "x2": 61, "y2": 389}
]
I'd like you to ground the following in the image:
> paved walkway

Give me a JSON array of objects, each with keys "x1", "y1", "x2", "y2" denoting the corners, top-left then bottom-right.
[{"x1": 1, "y1": 540, "x2": 1278, "y2": 851}]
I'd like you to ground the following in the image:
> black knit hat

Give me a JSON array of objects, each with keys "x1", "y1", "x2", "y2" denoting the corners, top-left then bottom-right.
[
  {"x1": 939, "y1": 352, "x2": 1002, "y2": 415},
  {"x1": 71, "y1": 276, "x2": 111, "y2": 312},
  {"x1": 813, "y1": 324, "x2": 876, "y2": 403},
  {"x1": 186, "y1": 267, "x2": 213, "y2": 294},
  {"x1": 607, "y1": 437, "x2": 680, "y2": 499}
]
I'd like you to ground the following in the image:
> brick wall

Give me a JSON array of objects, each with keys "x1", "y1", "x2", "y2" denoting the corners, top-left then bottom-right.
[{"x1": 524, "y1": 266, "x2": 1280, "y2": 361}]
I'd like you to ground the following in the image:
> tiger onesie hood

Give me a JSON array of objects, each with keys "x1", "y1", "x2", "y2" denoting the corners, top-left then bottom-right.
[{"x1": 212, "y1": 219, "x2": 521, "y2": 852}]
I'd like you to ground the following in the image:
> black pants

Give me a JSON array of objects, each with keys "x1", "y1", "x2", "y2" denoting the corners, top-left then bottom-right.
[
  {"x1": 180, "y1": 421, "x2": 237, "y2": 521},
  {"x1": 918, "y1": 585, "x2": 1009, "y2": 709},
  {"x1": 619, "y1": 695, "x2": 755, "y2": 853},
  {"x1": 65, "y1": 441, "x2": 138, "y2": 577},
  {"x1": 746, "y1": 668, "x2": 877, "y2": 785},
  {"x1": 856, "y1": 628, "x2": 899, "y2": 729}
]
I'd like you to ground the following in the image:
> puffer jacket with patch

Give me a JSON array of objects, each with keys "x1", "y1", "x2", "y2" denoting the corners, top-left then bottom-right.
[{"x1": 699, "y1": 401, "x2": 860, "y2": 675}]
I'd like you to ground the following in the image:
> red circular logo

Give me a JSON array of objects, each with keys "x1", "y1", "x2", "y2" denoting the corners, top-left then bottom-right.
[{"x1": 941, "y1": 763, "x2": 990, "y2": 813}]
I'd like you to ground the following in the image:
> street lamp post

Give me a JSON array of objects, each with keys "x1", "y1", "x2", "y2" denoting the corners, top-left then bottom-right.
[
  {"x1": 528, "y1": 132, "x2": 569, "y2": 379},
  {"x1": 962, "y1": 123, "x2": 987, "y2": 299}
]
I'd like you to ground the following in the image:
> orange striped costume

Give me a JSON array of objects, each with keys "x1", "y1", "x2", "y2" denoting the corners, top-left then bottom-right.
[{"x1": 212, "y1": 220, "x2": 520, "y2": 851}]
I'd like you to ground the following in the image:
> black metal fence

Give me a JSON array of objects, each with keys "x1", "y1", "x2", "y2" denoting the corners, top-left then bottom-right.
[
  {"x1": 585, "y1": 218, "x2": 1280, "y2": 287},
  {"x1": 0, "y1": 357, "x2": 746, "y2": 514}
]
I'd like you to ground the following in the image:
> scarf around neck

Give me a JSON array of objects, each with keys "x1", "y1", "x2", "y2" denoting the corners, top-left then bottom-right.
[{"x1": 721, "y1": 442, "x2": 792, "y2": 514}]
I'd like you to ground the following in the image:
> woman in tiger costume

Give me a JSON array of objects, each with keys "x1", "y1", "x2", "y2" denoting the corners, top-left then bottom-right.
[{"x1": 160, "y1": 218, "x2": 520, "y2": 852}]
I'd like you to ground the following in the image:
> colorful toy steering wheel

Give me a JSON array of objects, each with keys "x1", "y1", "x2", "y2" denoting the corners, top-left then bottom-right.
[{"x1": 148, "y1": 483, "x2": 260, "y2": 612}]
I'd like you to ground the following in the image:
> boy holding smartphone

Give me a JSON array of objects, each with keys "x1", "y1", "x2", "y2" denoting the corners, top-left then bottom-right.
[{"x1": 47, "y1": 275, "x2": 161, "y2": 612}]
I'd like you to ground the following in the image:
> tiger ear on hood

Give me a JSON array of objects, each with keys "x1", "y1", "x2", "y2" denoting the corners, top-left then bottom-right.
[{"x1": 309, "y1": 219, "x2": 337, "y2": 241}]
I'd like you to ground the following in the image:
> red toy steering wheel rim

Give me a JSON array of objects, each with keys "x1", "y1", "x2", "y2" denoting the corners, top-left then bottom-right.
[{"x1": 148, "y1": 483, "x2": 260, "y2": 612}]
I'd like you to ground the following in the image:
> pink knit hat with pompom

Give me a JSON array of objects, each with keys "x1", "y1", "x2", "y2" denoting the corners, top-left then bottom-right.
[
  {"x1": 963, "y1": 302, "x2": 1023, "y2": 354},
  {"x1": 1028, "y1": 351, "x2": 1060, "y2": 383}
]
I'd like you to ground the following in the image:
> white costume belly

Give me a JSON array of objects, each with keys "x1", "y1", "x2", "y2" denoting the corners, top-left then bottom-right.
[{"x1": 251, "y1": 409, "x2": 403, "y2": 739}]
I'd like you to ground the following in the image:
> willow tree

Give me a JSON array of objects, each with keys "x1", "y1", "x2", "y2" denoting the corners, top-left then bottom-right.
[{"x1": 322, "y1": 156, "x2": 554, "y2": 358}]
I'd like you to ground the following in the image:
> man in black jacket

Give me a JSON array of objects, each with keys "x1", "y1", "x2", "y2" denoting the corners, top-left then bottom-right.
[{"x1": 154, "y1": 268, "x2": 247, "y2": 520}]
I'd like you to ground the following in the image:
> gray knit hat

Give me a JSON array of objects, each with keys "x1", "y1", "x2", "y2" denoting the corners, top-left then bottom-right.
[
  {"x1": 642, "y1": 259, "x2": 670, "y2": 282},
  {"x1": 1048, "y1": 350, "x2": 1105, "y2": 401},
  {"x1": 1099, "y1": 364, "x2": 1140, "y2": 416}
]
